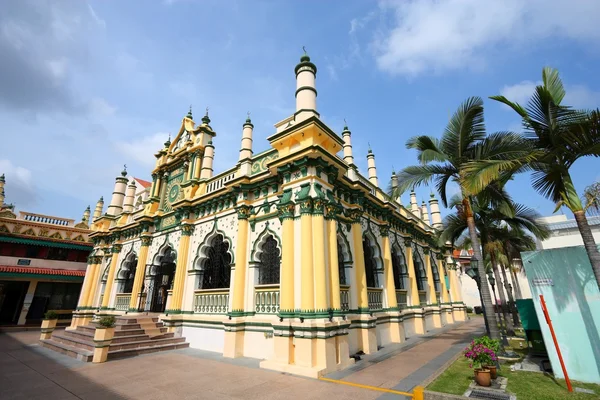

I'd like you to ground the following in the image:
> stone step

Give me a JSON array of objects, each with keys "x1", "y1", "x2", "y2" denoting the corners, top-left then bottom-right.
[
  {"x1": 107, "y1": 337, "x2": 187, "y2": 352},
  {"x1": 107, "y1": 342, "x2": 190, "y2": 361},
  {"x1": 39, "y1": 339, "x2": 93, "y2": 362},
  {"x1": 51, "y1": 332, "x2": 95, "y2": 351},
  {"x1": 63, "y1": 328, "x2": 94, "y2": 341}
]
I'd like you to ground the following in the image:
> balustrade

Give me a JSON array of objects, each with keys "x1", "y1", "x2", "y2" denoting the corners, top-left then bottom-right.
[
  {"x1": 193, "y1": 289, "x2": 229, "y2": 314},
  {"x1": 367, "y1": 287, "x2": 383, "y2": 311},
  {"x1": 206, "y1": 170, "x2": 236, "y2": 194},
  {"x1": 418, "y1": 290, "x2": 427, "y2": 306},
  {"x1": 115, "y1": 293, "x2": 131, "y2": 311},
  {"x1": 255, "y1": 285, "x2": 280, "y2": 314},
  {"x1": 340, "y1": 285, "x2": 350, "y2": 312},
  {"x1": 395, "y1": 289, "x2": 408, "y2": 309}
]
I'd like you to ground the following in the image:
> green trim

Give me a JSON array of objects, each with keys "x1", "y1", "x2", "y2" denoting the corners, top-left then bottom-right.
[
  {"x1": 0, "y1": 235, "x2": 92, "y2": 251},
  {"x1": 295, "y1": 86, "x2": 318, "y2": 98},
  {"x1": 0, "y1": 272, "x2": 84, "y2": 281},
  {"x1": 227, "y1": 311, "x2": 255, "y2": 317}
]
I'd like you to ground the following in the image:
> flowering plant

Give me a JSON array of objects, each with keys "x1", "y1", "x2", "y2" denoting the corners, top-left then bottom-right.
[
  {"x1": 464, "y1": 340, "x2": 497, "y2": 369},
  {"x1": 473, "y1": 336, "x2": 501, "y2": 354}
]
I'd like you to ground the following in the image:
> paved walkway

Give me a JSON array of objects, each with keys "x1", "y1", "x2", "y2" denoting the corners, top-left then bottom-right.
[{"x1": 0, "y1": 318, "x2": 483, "y2": 399}]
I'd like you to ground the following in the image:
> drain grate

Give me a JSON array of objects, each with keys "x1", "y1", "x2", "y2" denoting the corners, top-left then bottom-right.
[{"x1": 468, "y1": 389, "x2": 512, "y2": 400}]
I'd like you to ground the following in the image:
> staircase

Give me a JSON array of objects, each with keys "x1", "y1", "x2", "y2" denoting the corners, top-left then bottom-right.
[{"x1": 40, "y1": 316, "x2": 189, "y2": 362}]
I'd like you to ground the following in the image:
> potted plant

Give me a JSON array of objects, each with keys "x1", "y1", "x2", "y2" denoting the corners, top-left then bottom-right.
[
  {"x1": 464, "y1": 341, "x2": 497, "y2": 387},
  {"x1": 40, "y1": 311, "x2": 59, "y2": 340},
  {"x1": 474, "y1": 336, "x2": 501, "y2": 379},
  {"x1": 93, "y1": 316, "x2": 116, "y2": 363}
]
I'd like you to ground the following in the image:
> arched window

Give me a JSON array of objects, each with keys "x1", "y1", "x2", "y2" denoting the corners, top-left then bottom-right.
[
  {"x1": 431, "y1": 256, "x2": 441, "y2": 292},
  {"x1": 199, "y1": 234, "x2": 232, "y2": 289},
  {"x1": 118, "y1": 253, "x2": 138, "y2": 293},
  {"x1": 362, "y1": 237, "x2": 379, "y2": 288},
  {"x1": 337, "y1": 241, "x2": 347, "y2": 285},
  {"x1": 391, "y1": 249, "x2": 408, "y2": 289},
  {"x1": 258, "y1": 235, "x2": 280, "y2": 285},
  {"x1": 413, "y1": 253, "x2": 427, "y2": 291}
]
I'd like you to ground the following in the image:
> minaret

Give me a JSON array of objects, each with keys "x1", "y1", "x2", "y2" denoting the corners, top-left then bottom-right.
[
  {"x1": 200, "y1": 140, "x2": 215, "y2": 180},
  {"x1": 0, "y1": 174, "x2": 5, "y2": 208},
  {"x1": 238, "y1": 113, "x2": 254, "y2": 176},
  {"x1": 341, "y1": 124, "x2": 357, "y2": 180},
  {"x1": 93, "y1": 197, "x2": 104, "y2": 219},
  {"x1": 429, "y1": 193, "x2": 443, "y2": 229},
  {"x1": 294, "y1": 48, "x2": 318, "y2": 123},
  {"x1": 186, "y1": 105, "x2": 193, "y2": 120},
  {"x1": 123, "y1": 179, "x2": 137, "y2": 213},
  {"x1": 410, "y1": 189, "x2": 420, "y2": 217},
  {"x1": 391, "y1": 170, "x2": 402, "y2": 205},
  {"x1": 82, "y1": 206, "x2": 91, "y2": 224},
  {"x1": 106, "y1": 167, "x2": 128, "y2": 216},
  {"x1": 366, "y1": 146, "x2": 379, "y2": 187},
  {"x1": 421, "y1": 200, "x2": 430, "y2": 224}
]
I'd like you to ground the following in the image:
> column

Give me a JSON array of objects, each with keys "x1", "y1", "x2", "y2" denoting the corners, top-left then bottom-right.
[
  {"x1": 438, "y1": 256, "x2": 450, "y2": 303},
  {"x1": 350, "y1": 211, "x2": 368, "y2": 311},
  {"x1": 101, "y1": 244, "x2": 123, "y2": 309},
  {"x1": 194, "y1": 151, "x2": 202, "y2": 180},
  {"x1": 424, "y1": 248, "x2": 437, "y2": 305},
  {"x1": 380, "y1": 227, "x2": 398, "y2": 310},
  {"x1": 153, "y1": 174, "x2": 162, "y2": 198},
  {"x1": 313, "y1": 199, "x2": 328, "y2": 315},
  {"x1": 85, "y1": 256, "x2": 103, "y2": 307},
  {"x1": 169, "y1": 223, "x2": 194, "y2": 311},
  {"x1": 404, "y1": 239, "x2": 420, "y2": 307},
  {"x1": 128, "y1": 236, "x2": 152, "y2": 311},
  {"x1": 299, "y1": 198, "x2": 315, "y2": 315},
  {"x1": 278, "y1": 201, "x2": 295, "y2": 317},
  {"x1": 230, "y1": 205, "x2": 251, "y2": 315},
  {"x1": 76, "y1": 258, "x2": 96, "y2": 309},
  {"x1": 325, "y1": 206, "x2": 341, "y2": 313}
]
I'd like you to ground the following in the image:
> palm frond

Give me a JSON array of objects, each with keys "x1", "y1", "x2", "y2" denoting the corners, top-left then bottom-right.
[{"x1": 406, "y1": 135, "x2": 449, "y2": 165}]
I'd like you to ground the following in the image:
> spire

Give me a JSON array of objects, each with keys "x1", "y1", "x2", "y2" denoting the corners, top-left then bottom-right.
[
  {"x1": 106, "y1": 170, "x2": 128, "y2": 216},
  {"x1": 93, "y1": 196, "x2": 104, "y2": 220},
  {"x1": 82, "y1": 206, "x2": 91, "y2": 224},
  {"x1": 200, "y1": 140, "x2": 215, "y2": 180},
  {"x1": 164, "y1": 134, "x2": 171, "y2": 149},
  {"x1": 186, "y1": 105, "x2": 193, "y2": 120},
  {"x1": 410, "y1": 189, "x2": 419, "y2": 217},
  {"x1": 0, "y1": 173, "x2": 5, "y2": 207},
  {"x1": 429, "y1": 192, "x2": 443, "y2": 229},
  {"x1": 342, "y1": 122, "x2": 354, "y2": 166},
  {"x1": 239, "y1": 112, "x2": 254, "y2": 174},
  {"x1": 294, "y1": 47, "x2": 318, "y2": 122},
  {"x1": 121, "y1": 164, "x2": 127, "y2": 177},
  {"x1": 421, "y1": 200, "x2": 430, "y2": 224},
  {"x1": 202, "y1": 107, "x2": 211, "y2": 125},
  {"x1": 391, "y1": 170, "x2": 401, "y2": 205},
  {"x1": 366, "y1": 146, "x2": 378, "y2": 187},
  {"x1": 123, "y1": 179, "x2": 137, "y2": 213}
]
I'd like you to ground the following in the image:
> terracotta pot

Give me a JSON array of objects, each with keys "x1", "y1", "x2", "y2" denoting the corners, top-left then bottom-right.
[
  {"x1": 474, "y1": 368, "x2": 491, "y2": 387},
  {"x1": 485, "y1": 365, "x2": 497, "y2": 379}
]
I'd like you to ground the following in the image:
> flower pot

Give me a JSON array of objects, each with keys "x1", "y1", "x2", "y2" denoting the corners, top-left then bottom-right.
[
  {"x1": 94, "y1": 327, "x2": 115, "y2": 342},
  {"x1": 474, "y1": 368, "x2": 491, "y2": 387},
  {"x1": 40, "y1": 319, "x2": 58, "y2": 340},
  {"x1": 485, "y1": 365, "x2": 497, "y2": 379}
]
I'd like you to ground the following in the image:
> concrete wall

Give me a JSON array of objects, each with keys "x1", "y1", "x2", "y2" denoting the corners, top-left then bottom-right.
[{"x1": 458, "y1": 268, "x2": 532, "y2": 309}]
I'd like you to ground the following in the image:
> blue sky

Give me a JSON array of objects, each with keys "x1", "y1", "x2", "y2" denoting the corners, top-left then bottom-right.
[{"x1": 1, "y1": 0, "x2": 599, "y2": 221}]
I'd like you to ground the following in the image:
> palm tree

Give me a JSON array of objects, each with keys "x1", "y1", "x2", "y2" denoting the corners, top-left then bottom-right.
[
  {"x1": 583, "y1": 181, "x2": 600, "y2": 217},
  {"x1": 465, "y1": 68, "x2": 600, "y2": 287},
  {"x1": 392, "y1": 97, "x2": 530, "y2": 340}
]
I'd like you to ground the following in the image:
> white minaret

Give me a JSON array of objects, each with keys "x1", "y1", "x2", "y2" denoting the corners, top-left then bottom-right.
[
  {"x1": 294, "y1": 48, "x2": 318, "y2": 123},
  {"x1": 82, "y1": 206, "x2": 91, "y2": 224},
  {"x1": 366, "y1": 146, "x2": 379, "y2": 187},
  {"x1": 238, "y1": 113, "x2": 254, "y2": 176},
  {"x1": 106, "y1": 167, "x2": 128, "y2": 216},
  {"x1": 341, "y1": 124, "x2": 357, "y2": 180},
  {"x1": 0, "y1": 174, "x2": 5, "y2": 208},
  {"x1": 391, "y1": 170, "x2": 402, "y2": 205},
  {"x1": 410, "y1": 189, "x2": 420, "y2": 217},
  {"x1": 429, "y1": 193, "x2": 443, "y2": 229},
  {"x1": 200, "y1": 140, "x2": 215, "y2": 180},
  {"x1": 93, "y1": 197, "x2": 104, "y2": 220},
  {"x1": 421, "y1": 200, "x2": 430, "y2": 224},
  {"x1": 123, "y1": 179, "x2": 137, "y2": 213}
]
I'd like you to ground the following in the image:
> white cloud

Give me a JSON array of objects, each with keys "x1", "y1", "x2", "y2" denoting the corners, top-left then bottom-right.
[
  {"x1": 0, "y1": 159, "x2": 37, "y2": 207},
  {"x1": 115, "y1": 132, "x2": 169, "y2": 167},
  {"x1": 87, "y1": 4, "x2": 106, "y2": 29},
  {"x1": 46, "y1": 57, "x2": 68, "y2": 80},
  {"x1": 499, "y1": 81, "x2": 539, "y2": 106},
  {"x1": 372, "y1": 0, "x2": 600, "y2": 76},
  {"x1": 500, "y1": 81, "x2": 600, "y2": 109},
  {"x1": 88, "y1": 97, "x2": 117, "y2": 116}
]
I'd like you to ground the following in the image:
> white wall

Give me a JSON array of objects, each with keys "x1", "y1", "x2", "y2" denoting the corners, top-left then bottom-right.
[{"x1": 458, "y1": 267, "x2": 532, "y2": 309}]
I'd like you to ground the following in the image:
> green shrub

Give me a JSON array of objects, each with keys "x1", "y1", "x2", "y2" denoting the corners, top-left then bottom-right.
[
  {"x1": 98, "y1": 316, "x2": 116, "y2": 328},
  {"x1": 474, "y1": 335, "x2": 501, "y2": 353},
  {"x1": 466, "y1": 306, "x2": 474, "y2": 313},
  {"x1": 44, "y1": 310, "x2": 58, "y2": 320}
]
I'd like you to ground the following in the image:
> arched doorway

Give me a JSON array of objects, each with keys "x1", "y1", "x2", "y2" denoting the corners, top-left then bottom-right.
[
  {"x1": 257, "y1": 235, "x2": 280, "y2": 285},
  {"x1": 198, "y1": 234, "x2": 232, "y2": 290},
  {"x1": 148, "y1": 246, "x2": 176, "y2": 313}
]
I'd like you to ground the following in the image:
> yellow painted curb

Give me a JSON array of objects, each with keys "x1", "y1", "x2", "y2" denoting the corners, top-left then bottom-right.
[{"x1": 318, "y1": 377, "x2": 414, "y2": 397}]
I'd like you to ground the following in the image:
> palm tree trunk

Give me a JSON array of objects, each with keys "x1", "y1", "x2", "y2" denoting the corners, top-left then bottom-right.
[
  {"x1": 573, "y1": 210, "x2": 600, "y2": 289},
  {"x1": 490, "y1": 252, "x2": 514, "y2": 334},
  {"x1": 510, "y1": 261, "x2": 524, "y2": 299},
  {"x1": 500, "y1": 263, "x2": 520, "y2": 327},
  {"x1": 464, "y1": 199, "x2": 500, "y2": 340}
]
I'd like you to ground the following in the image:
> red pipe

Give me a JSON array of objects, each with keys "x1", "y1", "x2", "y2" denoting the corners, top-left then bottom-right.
[{"x1": 539, "y1": 294, "x2": 572, "y2": 392}]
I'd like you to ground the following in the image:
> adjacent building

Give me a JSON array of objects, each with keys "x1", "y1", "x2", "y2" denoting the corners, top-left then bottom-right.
[
  {"x1": 69, "y1": 53, "x2": 466, "y2": 377},
  {"x1": 0, "y1": 175, "x2": 93, "y2": 325},
  {"x1": 536, "y1": 214, "x2": 600, "y2": 250}
]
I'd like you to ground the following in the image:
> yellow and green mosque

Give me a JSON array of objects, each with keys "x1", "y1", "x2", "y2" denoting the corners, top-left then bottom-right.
[{"x1": 71, "y1": 53, "x2": 466, "y2": 377}]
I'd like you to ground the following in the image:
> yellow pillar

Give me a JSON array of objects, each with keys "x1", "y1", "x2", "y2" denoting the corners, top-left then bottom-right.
[
  {"x1": 325, "y1": 213, "x2": 341, "y2": 313},
  {"x1": 424, "y1": 249, "x2": 437, "y2": 305},
  {"x1": 381, "y1": 228, "x2": 398, "y2": 310},
  {"x1": 313, "y1": 200, "x2": 328, "y2": 315},
  {"x1": 153, "y1": 174, "x2": 162, "y2": 198},
  {"x1": 86, "y1": 255, "x2": 106, "y2": 307},
  {"x1": 278, "y1": 202, "x2": 295, "y2": 317},
  {"x1": 350, "y1": 211, "x2": 368, "y2": 311},
  {"x1": 449, "y1": 266, "x2": 463, "y2": 302},
  {"x1": 128, "y1": 236, "x2": 152, "y2": 311},
  {"x1": 101, "y1": 244, "x2": 123, "y2": 309},
  {"x1": 231, "y1": 205, "x2": 251, "y2": 315},
  {"x1": 300, "y1": 198, "x2": 315, "y2": 314},
  {"x1": 404, "y1": 240, "x2": 420, "y2": 307},
  {"x1": 169, "y1": 223, "x2": 194, "y2": 311},
  {"x1": 194, "y1": 151, "x2": 202, "y2": 179},
  {"x1": 438, "y1": 257, "x2": 450, "y2": 303},
  {"x1": 77, "y1": 258, "x2": 96, "y2": 309}
]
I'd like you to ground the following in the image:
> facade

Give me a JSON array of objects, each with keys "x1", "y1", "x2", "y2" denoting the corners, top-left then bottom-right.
[
  {"x1": 71, "y1": 53, "x2": 466, "y2": 377},
  {"x1": 0, "y1": 175, "x2": 93, "y2": 325},
  {"x1": 536, "y1": 214, "x2": 600, "y2": 250}
]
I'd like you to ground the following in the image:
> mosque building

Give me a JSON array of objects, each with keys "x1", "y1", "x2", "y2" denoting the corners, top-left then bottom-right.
[{"x1": 65, "y1": 53, "x2": 466, "y2": 377}]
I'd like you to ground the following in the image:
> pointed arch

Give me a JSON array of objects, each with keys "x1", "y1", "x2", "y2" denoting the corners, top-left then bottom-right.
[
  {"x1": 117, "y1": 249, "x2": 138, "y2": 293},
  {"x1": 150, "y1": 238, "x2": 177, "y2": 276},
  {"x1": 391, "y1": 243, "x2": 409, "y2": 290},
  {"x1": 251, "y1": 222, "x2": 282, "y2": 285},
  {"x1": 250, "y1": 222, "x2": 281, "y2": 262},
  {"x1": 430, "y1": 255, "x2": 441, "y2": 292},
  {"x1": 193, "y1": 218, "x2": 235, "y2": 265},
  {"x1": 193, "y1": 227, "x2": 234, "y2": 290},
  {"x1": 413, "y1": 246, "x2": 428, "y2": 291},
  {"x1": 362, "y1": 232, "x2": 383, "y2": 288},
  {"x1": 337, "y1": 231, "x2": 352, "y2": 286},
  {"x1": 101, "y1": 258, "x2": 112, "y2": 282}
]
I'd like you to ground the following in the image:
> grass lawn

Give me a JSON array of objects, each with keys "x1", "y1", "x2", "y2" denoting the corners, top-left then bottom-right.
[{"x1": 427, "y1": 356, "x2": 600, "y2": 399}]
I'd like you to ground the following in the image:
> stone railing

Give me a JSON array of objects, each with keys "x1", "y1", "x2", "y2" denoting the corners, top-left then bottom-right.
[
  {"x1": 340, "y1": 285, "x2": 350, "y2": 312},
  {"x1": 193, "y1": 289, "x2": 229, "y2": 314},
  {"x1": 419, "y1": 290, "x2": 428, "y2": 306},
  {"x1": 367, "y1": 287, "x2": 383, "y2": 311},
  {"x1": 255, "y1": 284, "x2": 280, "y2": 314},
  {"x1": 19, "y1": 211, "x2": 74, "y2": 226},
  {"x1": 396, "y1": 289, "x2": 408, "y2": 309},
  {"x1": 115, "y1": 293, "x2": 131, "y2": 311},
  {"x1": 206, "y1": 169, "x2": 237, "y2": 194}
]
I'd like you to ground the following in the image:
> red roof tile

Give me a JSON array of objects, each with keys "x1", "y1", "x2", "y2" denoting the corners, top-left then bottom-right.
[
  {"x1": 0, "y1": 266, "x2": 86, "y2": 277},
  {"x1": 134, "y1": 177, "x2": 152, "y2": 188}
]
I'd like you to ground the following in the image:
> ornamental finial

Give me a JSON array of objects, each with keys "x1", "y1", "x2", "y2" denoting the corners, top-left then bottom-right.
[{"x1": 302, "y1": 45, "x2": 307, "y2": 55}]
